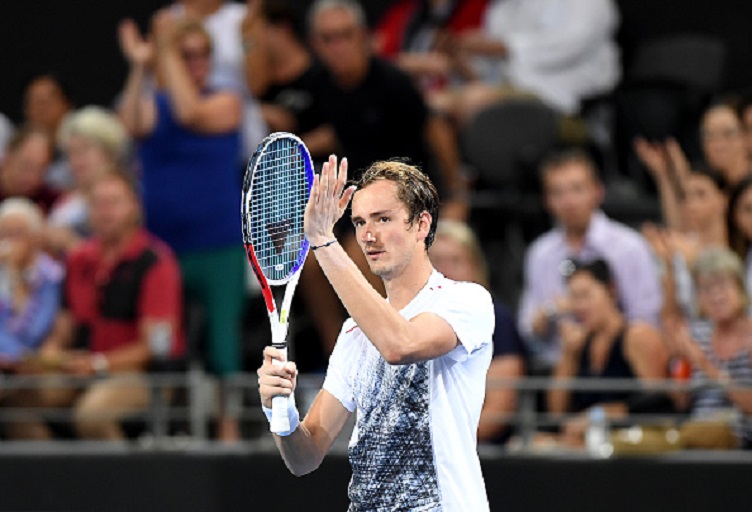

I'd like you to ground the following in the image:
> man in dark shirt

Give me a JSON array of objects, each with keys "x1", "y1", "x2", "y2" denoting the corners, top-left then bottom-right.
[{"x1": 308, "y1": 0, "x2": 462, "y2": 194}]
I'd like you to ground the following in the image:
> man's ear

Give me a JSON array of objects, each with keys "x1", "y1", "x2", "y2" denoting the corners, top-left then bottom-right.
[{"x1": 417, "y1": 211, "x2": 431, "y2": 240}]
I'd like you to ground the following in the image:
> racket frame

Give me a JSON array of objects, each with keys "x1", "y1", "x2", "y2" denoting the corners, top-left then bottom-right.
[{"x1": 242, "y1": 132, "x2": 314, "y2": 434}]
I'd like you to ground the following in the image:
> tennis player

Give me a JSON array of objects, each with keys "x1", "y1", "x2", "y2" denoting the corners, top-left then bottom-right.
[{"x1": 258, "y1": 155, "x2": 494, "y2": 511}]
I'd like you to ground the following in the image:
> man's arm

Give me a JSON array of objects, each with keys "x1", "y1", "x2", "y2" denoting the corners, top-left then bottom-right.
[
  {"x1": 258, "y1": 346, "x2": 351, "y2": 476},
  {"x1": 303, "y1": 156, "x2": 460, "y2": 365}
]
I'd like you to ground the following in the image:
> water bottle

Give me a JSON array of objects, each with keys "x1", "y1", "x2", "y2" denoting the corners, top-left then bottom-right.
[
  {"x1": 585, "y1": 406, "x2": 613, "y2": 458},
  {"x1": 149, "y1": 321, "x2": 173, "y2": 361}
]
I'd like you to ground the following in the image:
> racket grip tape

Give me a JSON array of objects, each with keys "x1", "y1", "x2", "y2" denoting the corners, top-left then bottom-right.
[{"x1": 269, "y1": 347, "x2": 299, "y2": 435}]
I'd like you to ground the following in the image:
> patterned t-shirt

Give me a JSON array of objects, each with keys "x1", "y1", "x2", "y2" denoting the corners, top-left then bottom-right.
[{"x1": 323, "y1": 271, "x2": 494, "y2": 511}]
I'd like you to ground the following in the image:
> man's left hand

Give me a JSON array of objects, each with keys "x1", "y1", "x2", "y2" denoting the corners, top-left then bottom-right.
[{"x1": 304, "y1": 154, "x2": 356, "y2": 247}]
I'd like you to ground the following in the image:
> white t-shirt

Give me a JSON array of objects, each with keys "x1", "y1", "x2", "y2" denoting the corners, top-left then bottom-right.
[
  {"x1": 323, "y1": 271, "x2": 494, "y2": 511},
  {"x1": 478, "y1": 0, "x2": 620, "y2": 113}
]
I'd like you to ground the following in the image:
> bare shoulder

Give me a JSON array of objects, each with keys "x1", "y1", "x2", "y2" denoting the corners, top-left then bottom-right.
[{"x1": 624, "y1": 322, "x2": 663, "y2": 354}]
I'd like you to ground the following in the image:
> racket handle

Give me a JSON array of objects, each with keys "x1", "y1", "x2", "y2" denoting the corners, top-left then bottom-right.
[{"x1": 270, "y1": 346, "x2": 291, "y2": 434}]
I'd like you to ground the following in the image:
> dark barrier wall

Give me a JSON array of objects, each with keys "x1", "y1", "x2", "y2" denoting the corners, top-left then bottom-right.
[
  {"x1": 0, "y1": 452, "x2": 749, "y2": 512},
  {"x1": 1, "y1": 1, "x2": 751, "y2": 125}
]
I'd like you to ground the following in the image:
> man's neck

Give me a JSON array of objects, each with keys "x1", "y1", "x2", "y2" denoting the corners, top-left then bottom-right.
[
  {"x1": 564, "y1": 228, "x2": 588, "y2": 252},
  {"x1": 333, "y1": 57, "x2": 369, "y2": 90},
  {"x1": 383, "y1": 255, "x2": 434, "y2": 311},
  {"x1": 100, "y1": 227, "x2": 138, "y2": 261}
]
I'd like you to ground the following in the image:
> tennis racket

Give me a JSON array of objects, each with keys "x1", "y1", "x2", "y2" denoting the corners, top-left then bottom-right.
[{"x1": 241, "y1": 132, "x2": 314, "y2": 433}]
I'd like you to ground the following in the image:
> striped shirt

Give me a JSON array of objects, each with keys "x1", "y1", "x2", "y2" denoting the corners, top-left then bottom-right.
[{"x1": 690, "y1": 321, "x2": 752, "y2": 444}]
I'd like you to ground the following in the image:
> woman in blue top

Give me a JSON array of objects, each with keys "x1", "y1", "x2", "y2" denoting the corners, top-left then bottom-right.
[{"x1": 118, "y1": 14, "x2": 245, "y2": 440}]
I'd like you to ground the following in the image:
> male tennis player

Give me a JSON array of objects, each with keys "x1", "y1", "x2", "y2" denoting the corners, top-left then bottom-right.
[{"x1": 258, "y1": 155, "x2": 494, "y2": 511}]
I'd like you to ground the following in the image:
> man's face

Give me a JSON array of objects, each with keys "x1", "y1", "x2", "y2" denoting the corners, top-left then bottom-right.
[
  {"x1": 543, "y1": 162, "x2": 602, "y2": 233},
  {"x1": 310, "y1": 7, "x2": 368, "y2": 80},
  {"x1": 351, "y1": 180, "x2": 427, "y2": 280},
  {"x1": 88, "y1": 178, "x2": 139, "y2": 241}
]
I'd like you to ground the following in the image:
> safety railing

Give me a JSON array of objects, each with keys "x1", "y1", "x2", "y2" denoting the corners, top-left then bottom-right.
[{"x1": 0, "y1": 371, "x2": 748, "y2": 454}]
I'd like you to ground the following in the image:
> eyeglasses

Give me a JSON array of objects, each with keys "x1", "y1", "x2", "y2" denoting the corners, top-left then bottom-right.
[
  {"x1": 315, "y1": 27, "x2": 358, "y2": 45},
  {"x1": 696, "y1": 275, "x2": 738, "y2": 295},
  {"x1": 181, "y1": 48, "x2": 211, "y2": 61}
]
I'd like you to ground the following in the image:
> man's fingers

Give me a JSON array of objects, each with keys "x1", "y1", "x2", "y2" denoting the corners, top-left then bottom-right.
[
  {"x1": 310, "y1": 173, "x2": 320, "y2": 205},
  {"x1": 339, "y1": 185, "x2": 356, "y2": 210},
  {"x1": 263, "y1": 346, "x2": 286, "y2": 365},
  {"x1": 337, "y1": 157, "x2": 349, "y2": 191},
  {"x1": 260, "y1": 374, "x2": 294, "y2": 390}
]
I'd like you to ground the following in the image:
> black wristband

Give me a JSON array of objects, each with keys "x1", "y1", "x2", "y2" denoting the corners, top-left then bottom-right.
[{"x1": 311, "y1": 239, "x2": 338, "y2": 251}]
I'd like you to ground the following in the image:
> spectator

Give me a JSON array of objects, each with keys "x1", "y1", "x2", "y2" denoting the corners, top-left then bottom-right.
[
  {"x1": 5, "y1": 171, "x2": 183, "y2": 441},
  {"x1": 0, "y1": 198, "x2": 63, "y2": 364},
  {"x1": 118, "y1": 17, "x2": 246, "y2": 441},
  {"x1": 163, "y1": 0, "x2": 268, "y2": 158},
  {"x1": 702, "y1": 101, "x2": 751, "y2": 188},
  {"x1": 373, "y1": 0, "x2": 488, "y2": 97},
  {"x1": 727, "y1": 176, "x2": 752, "y2": 291},
  {"x1": 308, "y1": 0, "x2": 466, "y2": 202},
  {"x1": 22, "y1": 72, "x2": 75, "y2": 191},
  {"x1": 430, "y1": 0, "x2": 621, "y2": 123},
  {"x1": 46, "y1": 106, "x2": 130, "y2": 258},
  {"x1": 635, "y1": 100, "x2": 751, "y2": 211},
  {"x1": 252, "y1": 0, "x2": 332, "y2": 158},
  {"x1": 518, "y1": 148, "x2": 661, "y2": 368},
  {"x1": 666, "y1": 247, "x2": 752, "y2": 449},
  {"x1": 429, "y1": 219, "x2": 526, "y2": 444},
  {"x1": 0, "y1": 127, "x2": 60, "y2": 214},
  {"x1": 642, "y1": 167, "x2": 727, "y2": 320},
  {"x1": 547, "y1": 258, "x2": 667, "y2": 448}
]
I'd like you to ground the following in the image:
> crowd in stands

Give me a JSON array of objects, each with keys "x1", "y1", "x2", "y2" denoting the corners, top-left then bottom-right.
[{"x1": 0, "y1": 0, "x2": 750, "y2": 451}]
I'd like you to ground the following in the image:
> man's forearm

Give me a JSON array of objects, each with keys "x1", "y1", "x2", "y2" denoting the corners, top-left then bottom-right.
[{"x1": 311, "y1": 242, "x2": 416, "y2": 363}]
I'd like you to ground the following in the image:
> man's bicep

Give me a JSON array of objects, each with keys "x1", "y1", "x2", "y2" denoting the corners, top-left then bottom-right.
[
  {"x1": 407, "y1": 313, "x2": 462, "y2": 360},
  {"x1": 302, "y1": 389, "x2": 353, "y2": 453}
]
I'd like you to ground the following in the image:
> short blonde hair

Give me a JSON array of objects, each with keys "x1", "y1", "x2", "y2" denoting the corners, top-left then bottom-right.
[
  {"x1": 0, "y1": 197, "x2": 45, "y2": 235},
  {"x1": 58, "y1": 106, "x2": 129, "y2": 164},
  {"x1": 175, "y1": 20, "x2": 214, "y2": 52},
  {"x1": 434, "y1": 220, "x2": 489, "y2": 288},
  {"x1": 692, "y1": 246, "x2": 749, "y2": 305}
]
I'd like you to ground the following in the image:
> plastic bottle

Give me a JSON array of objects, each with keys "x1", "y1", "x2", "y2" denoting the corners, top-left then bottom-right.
[
  {"x1": 149, "y1": 321, "x2": 173, "y2": 360},
  {"x1": 585, "y1": 406, "x2": 613, "y2": 458}
]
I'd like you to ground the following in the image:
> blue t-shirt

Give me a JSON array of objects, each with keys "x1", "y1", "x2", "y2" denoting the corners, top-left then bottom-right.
[
  {"x1": 493, "y1": 301, "x2": 526, "y2": 359},
  {"x1": 138, "y1": 91, "x2": 242, "y2": 254}
]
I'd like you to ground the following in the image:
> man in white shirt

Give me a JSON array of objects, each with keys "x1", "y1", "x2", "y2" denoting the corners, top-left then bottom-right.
[
  {"x1": 431, "y1": 0, "x2": 621, "y2": 123},
  {"x1": 258, "y1": 156, "x2": 494, "y2": 511}
]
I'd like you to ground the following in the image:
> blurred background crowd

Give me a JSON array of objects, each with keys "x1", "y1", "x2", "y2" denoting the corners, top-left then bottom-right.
[{"x1": 0, "y1": 0, "x2": 750, "y2": 452}]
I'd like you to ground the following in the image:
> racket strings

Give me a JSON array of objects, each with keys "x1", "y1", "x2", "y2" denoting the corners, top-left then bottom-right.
[{"x1": 246, "y1": 138, "x2": 309, "y2": 282}]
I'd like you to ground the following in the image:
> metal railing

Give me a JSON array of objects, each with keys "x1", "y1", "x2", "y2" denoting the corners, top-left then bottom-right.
[{"x1": 0, "y1": 371, "x2": 748, "y2": 453}]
